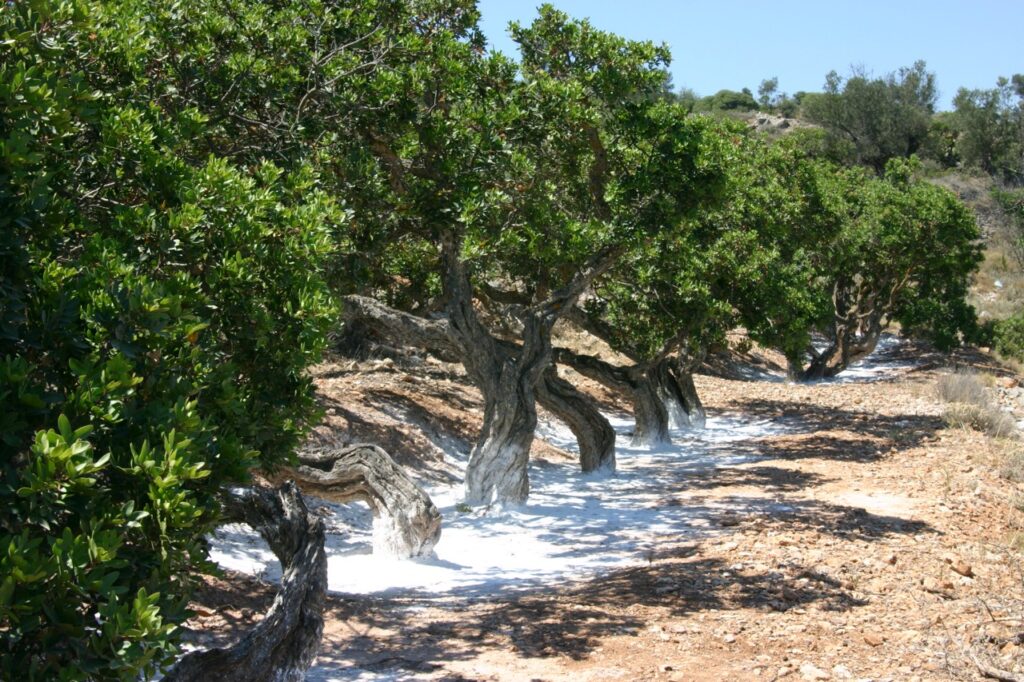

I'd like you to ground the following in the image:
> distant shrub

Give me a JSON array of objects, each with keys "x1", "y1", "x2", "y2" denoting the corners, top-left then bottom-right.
[
  {"x1": 994, "y1": 312, "x2": 1024, "y2": 361},
  {"x1": 696, "y1": 88, "x2": 759, "y2": 113}
]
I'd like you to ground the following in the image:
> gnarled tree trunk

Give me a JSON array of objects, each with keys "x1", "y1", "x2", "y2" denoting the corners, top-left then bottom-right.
[
  {"x1": 656, "y1": 357, "x2": 706, "y2": 430},
  {"x1": 800, "y1": 325, "x2": 882, "y2": 381},
  {"x1": 535, "y1": 365, "x2": 616, "y2": 472},
  {"x1": 461, "y1": 344, "x2": 541, "y2": 505},
  {"x1": 553, "y1": 348, "x2": 671, "y2": 447},
  {"x1": 628, "y1": 366, "x2": 671, "y2": 446},
  {"x1": 166, "y1": 482, "x2": 326, "y2": 682},
  {"x1": 289, "y1": 444, "x2": 441, "y2": 558},
  {"x1": 800, "y1": 279, "x2": 890, "y2": 381}
]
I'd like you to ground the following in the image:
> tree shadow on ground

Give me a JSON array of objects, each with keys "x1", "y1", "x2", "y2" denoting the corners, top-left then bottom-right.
[
  {"x1": 310, "y1": 550, "x2": 868, "y2": 676},
  {"x1": 721, "y1": 397, "x2": 945, "y2": 463},
  {"x1": 305, "y1": 494, "x2": 931, "y2": 677},
  {"x1": 673, "y1": 464, "x2": 830, "y2": 492}
]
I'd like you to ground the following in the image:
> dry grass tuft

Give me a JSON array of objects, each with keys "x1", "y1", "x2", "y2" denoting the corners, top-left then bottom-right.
[
  {"x1": 937, "y1": 371, "x2": 990, "y2": 405},
  {"x1": 945, "y1": 402, "x2": 1018, "y2": 439},
  {"x1": 937, "y1": 371, "x2": 1018, "y2": 439}
]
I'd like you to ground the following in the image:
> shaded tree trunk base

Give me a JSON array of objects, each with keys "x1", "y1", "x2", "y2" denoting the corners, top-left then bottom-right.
[
  {"x1": 166, "y1": 482, "x2": 326, "y2": 682},
  {"x1": 656, "y1": 359, "x2": 706, "y2": 430},
  {"x1": 464, "y1": 379, "x2": 536, "y2": 506},
  {"x1": 799, "y1": 332, "x2": 881, "y2": 381},
  {"x1": 631, "y1": 370, "x2": 671, "y2": 447}
]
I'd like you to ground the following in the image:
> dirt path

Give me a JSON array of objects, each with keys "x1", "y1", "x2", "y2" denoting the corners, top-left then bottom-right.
[{"x1": 189, "y1": 342, "x2": 1024, "y2": 681}]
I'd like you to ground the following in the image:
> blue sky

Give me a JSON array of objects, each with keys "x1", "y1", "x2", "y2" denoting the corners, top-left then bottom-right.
[{"x1": 477, "y1": 1, "x2": 1023, "y2": 110}]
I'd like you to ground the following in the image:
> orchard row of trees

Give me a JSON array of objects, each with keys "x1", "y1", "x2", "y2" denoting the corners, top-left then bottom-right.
[{"x1": 1, "y1": 1, "x2": 982, "y2": 679}]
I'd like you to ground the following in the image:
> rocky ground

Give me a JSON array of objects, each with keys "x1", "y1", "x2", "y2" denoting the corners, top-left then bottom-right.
[{"x1": 185, "y1": 338, "x2": 1024, "y2": 681}]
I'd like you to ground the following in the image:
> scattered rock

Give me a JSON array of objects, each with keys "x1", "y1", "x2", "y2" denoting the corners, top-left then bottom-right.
[
  {"x1": 832, "y1": 664, "x2": 853, "y2": 679},
  {"x1": 863, "y1": 632, "x2": 885, "y2": 647},
  {"x1": 799, "y1": 662, "x2": 831, "y2": 680},
  {"x1": 921, "y1": 577, "x2": 953, "y2": 597},
  {"x1": 950, "y1": 560, "x2": 974, "y2": 578}
]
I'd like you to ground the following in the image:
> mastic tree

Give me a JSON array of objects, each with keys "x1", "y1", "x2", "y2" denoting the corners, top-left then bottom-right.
[
  {"x1": 1, "y1": 1, "x2": 340, "y2": 677},
  {"x1": 342, "y1": 4, "x2": 730, "y2": 502},
  {"x1": 792, "y1": 158, "x2": 982, "y2": 379},
  {"x1": 559, "y1": 131, "x2": 826, "y2": 443}
]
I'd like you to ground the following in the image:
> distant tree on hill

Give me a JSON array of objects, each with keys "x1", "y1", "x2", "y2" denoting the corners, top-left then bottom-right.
[
  {"x1": 952, "y1": 75, "x2": 1024, "y2": 184},
  {"x1": 758, "y1": 77, "x2": 780, "y2": 110},
  {"x1": 696, "y1": 88, "x2": 758, "y2": 113},
  {"x1": 803, "y1": 61, "x2": 938, "y2": 172}
]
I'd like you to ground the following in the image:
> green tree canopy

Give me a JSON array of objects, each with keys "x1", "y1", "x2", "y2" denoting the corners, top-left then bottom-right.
[{"x1": 803, "y1": 61, "x2": 937, "y2": 172}]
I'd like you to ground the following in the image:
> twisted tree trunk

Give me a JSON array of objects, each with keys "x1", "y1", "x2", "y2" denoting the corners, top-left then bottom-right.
[
  {"x1": 166, "y1": 483, "x2": 326, "y2": 682},
  {"x1": 535, "y1": 365, "x2": 616, "y2": 472},
  {"x1": 800, "y1": 325, "x2": 882, "y2": 380},
  {"x1": 800, "y1": 279, "x2": 890, "y2": 381},
  {"x1": 290, "y1": 444, "x2": 441, "y2": 558},
  {"x1": 656, "y1": 357, "x2": 706, "y2": 430},
  {"x1": 629, "y1": 366, "x2": 671, "y2": 446},
  {"x1": 552, "y1": 348, "x2": 671, "y2": 447},
  {"x1": 342, "y1": 233, "x2": 619, "y2": 506}
]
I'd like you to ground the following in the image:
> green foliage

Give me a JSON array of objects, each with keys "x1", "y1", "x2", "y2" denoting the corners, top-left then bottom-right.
[
  {"x1": 758, "y1": 77, "x2": 779, "y2": 111},
  {"x1": 583, "y1": 128, "x2": 824, "y2": 365},
  {"x1": 803, "y1": 61, "x2": 937, "y2": 172},
  {"x1": 993, "y1": 311, "x2": 1024, "y2": 362},
  {"x1": 791, "y1": 157, "x2": 982, "y2": 354},
  {"x1": 694, "y1": 88, "x2": 759, "y2": 113},
  {"x1": 1, "y1": 1, "x2": 336, "y2": 677},
  {"x1": 922, "y1": 112, "x2": 960, "y2": 169},
  {"x1": 466, "y1": 6, "x2": 731, "y2": 306},
  {"x1": 951, "y1": 75, "x2": 1024, "y2": 184}
]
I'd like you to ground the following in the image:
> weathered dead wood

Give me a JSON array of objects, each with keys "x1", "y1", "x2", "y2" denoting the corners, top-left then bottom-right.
[
  {"x1": 165, "y1": 483, "x2": 326, "y2": 682},
  {"x1": 292, "y1": 444, "x2": 441, "y2": 558}
]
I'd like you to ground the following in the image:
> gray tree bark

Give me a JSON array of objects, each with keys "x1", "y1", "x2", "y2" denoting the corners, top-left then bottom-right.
[
  {"x1": 165, "y1": 482, "x2": 326, "y2": 682},
  {"x1": 535, "y1": 365, "x2": 616, "y2": 472},
  {"x1": 552, "y1": 348, "x2": 672, "y2": 447},
  {"x1": 799, "y1": 278, "x2": 893, "y2": 381},
  {"x1": 290, "y1": 444, "x2": 441, "y2": 558},
  {"x1": 655, "y1": 357, "x2": 706, "y2": 429},
  {"x1": 628, "y1": 366, "x2": 671, "y2": 446}
]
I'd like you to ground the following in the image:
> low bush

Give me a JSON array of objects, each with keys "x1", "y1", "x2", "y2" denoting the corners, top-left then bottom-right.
[{"x1": 936, "y1": 371, "x2": 990, "y2": 405}]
